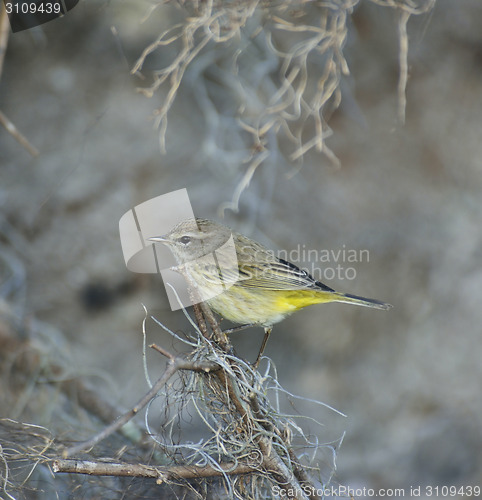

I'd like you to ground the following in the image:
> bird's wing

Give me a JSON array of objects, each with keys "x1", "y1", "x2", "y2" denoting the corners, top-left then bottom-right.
[
  {"x1": 237, "y1": 258, "x2": 335, "y2": 292},
  {"x1": 190, "y1": 233, "x2": 335, "y2": 293}
]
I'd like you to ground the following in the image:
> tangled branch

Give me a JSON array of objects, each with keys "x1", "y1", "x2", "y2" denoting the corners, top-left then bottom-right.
[
  {"x1": 59, "y1": 303, "x2": 343, "y2": 499},
  {"x1": 133, "y1": 0, "x2": 436, "y2": 212}
]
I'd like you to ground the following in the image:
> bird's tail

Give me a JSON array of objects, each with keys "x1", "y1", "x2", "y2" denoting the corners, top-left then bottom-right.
[{"x1": 332, "y1": 292, "x2": 392, "y2": 310}]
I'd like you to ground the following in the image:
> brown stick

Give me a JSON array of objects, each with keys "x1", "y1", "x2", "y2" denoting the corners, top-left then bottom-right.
[
  {"x1": 53, "y1": 458, "x2": 258, "y2": 482},
  {"x1": 150, "y1": 343, "x2": 219, "y2": 373},
  {"x1": 199, "y1": 301, "x2": 230, "y2": 352},
  {"x1": 201, "y1": 346, "x2": 312, "y2": 499},
  {"x1": 249, "y1": 392, "x2": 321, "y2": 500},
  {"x1": 257, "y1": 436, "x2": 311, "y2": 500},
  {"x1": 0, "y1": 5, "x2": 39, "y2": 157},
  {"x1": 0, "y1": 1, "x2": 9, "y2": 81},
  {"x1": 0, "y1": 110, "x2": 40, "y2": 157},
  {"x1": 192, "y1": 302, "x2": 210, "y2": 339}
]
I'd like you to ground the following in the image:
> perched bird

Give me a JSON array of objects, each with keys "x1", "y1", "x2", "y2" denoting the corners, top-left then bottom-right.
[{"x1": 150, "y1": 218, "x2": 391, "y2": 363}]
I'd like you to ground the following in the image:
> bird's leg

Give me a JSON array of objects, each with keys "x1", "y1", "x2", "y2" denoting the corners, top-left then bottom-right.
[
  {"x1": 222, "y1": 323, "x2": 256, "y2": 335},
  {"x1": 253, "y1": 327, "x2": 272, "y2": 369}
]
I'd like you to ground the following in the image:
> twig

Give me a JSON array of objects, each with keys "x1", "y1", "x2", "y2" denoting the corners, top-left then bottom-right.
[
  {"x1": 63, "y1": 348, "x2": 219, "y2": 458},
  {"x1": 150, "y1": 343, "x2": 219, "y2": 372},
  {"x1": 188, "y1": 301, "x2": 314, "y2": 498},
  {"x1": 202, "y1": 341, "x2": 315, "y2": 499},
  {"x1": 249, "y1": 392, "x2": 321, "y2": 500},
  {"x1": 397, "y1": 8, "x2": 410, "y2": 124},
  {"x1": 257, "y1": 434, "x2": 313, "y2": 500},
  {"x1": 53, "y1": 458, "x2": 258, "y2": 482},
  {"x1": 192, "y1": 302, "x2": 209, "y2": 339},
  {"x1": 0, "y1": 5, "x2": 39, "y2": 158},
  {"x1": 369, "y1": 0, "x2": 437, "y2": 124},
  {"x1": 0, "y1": 110, "x2": 40, "y2": 157},
  {"x1": 199, "y1": 301, "x2": 230, "y2": 351},
  {"x1": 0, "y1": 1, "x2": 9, "y2": 81}
]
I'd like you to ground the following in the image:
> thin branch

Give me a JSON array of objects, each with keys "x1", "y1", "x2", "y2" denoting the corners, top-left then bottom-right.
[
  {"x1": 258, "y1": 437, "x2": 312, "y2": 500},
  {"x1": 249, "y1": 391, "x2": 321, "y2": 500},
  {"x1": 192, "y1": 302, "x2": 210, "y2": 339},
  {"x1": 63, "y1": 349, "x2": 219, "y2": 458},
  {"x1": 206, "y1": 339, "x2": 316, "y2": 499},
  {"x1": 0, "y1": 5, "x2": 39, "y2": 158},
  {"x1": 0, "y1": 110, "x2": 40, "y2": 157},
  {"x1": 397, "y1": 8, "x2": 410, "y2": 124},
  {"x1": 150, "y1": 343, "x2": 220, "y2": 373},
  {"x1": 199, "y1": 301, "x2": 230, "y2": 351},
  {"x1": 0, "y1": 1, "x2": 9, "y2": 81},
  {"x1": 53, "y1": 458, "x2": 258, "y2": 482}
]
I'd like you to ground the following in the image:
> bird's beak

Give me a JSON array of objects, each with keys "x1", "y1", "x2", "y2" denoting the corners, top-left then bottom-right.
[{"x1": 148, "y1": 236, "x2": 171, "y2": 245}]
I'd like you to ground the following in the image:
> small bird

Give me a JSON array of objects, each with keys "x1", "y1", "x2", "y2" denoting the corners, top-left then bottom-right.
[{"x1": 150, "y1": 218, "x2": 391, "y2": 363}]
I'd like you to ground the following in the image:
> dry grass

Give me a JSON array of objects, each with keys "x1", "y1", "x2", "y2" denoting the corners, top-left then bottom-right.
[
  {"x1": 133, "y1": 0, "x2": 436, "y2": 212},
  {"x1": 136, "y1": 315, "x2": 345, "y2": 499},
  {"x1": 0, "y1": 309, "x2": 345, "y2": 499}
]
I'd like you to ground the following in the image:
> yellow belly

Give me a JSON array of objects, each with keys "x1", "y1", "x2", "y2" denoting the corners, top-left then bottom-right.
[{"x1": 206, "y1": 286, "x2": 336, "y2": 327}]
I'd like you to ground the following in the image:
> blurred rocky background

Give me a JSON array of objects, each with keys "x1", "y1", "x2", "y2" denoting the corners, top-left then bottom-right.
[{"x1": 0, "y1": 0, "x2": 481, "y2": 498}]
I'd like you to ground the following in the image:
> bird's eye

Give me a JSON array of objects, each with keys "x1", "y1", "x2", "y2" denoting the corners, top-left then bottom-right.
[{"x1": 179, "y1": 236, "x2": 191, "y2": 245}]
